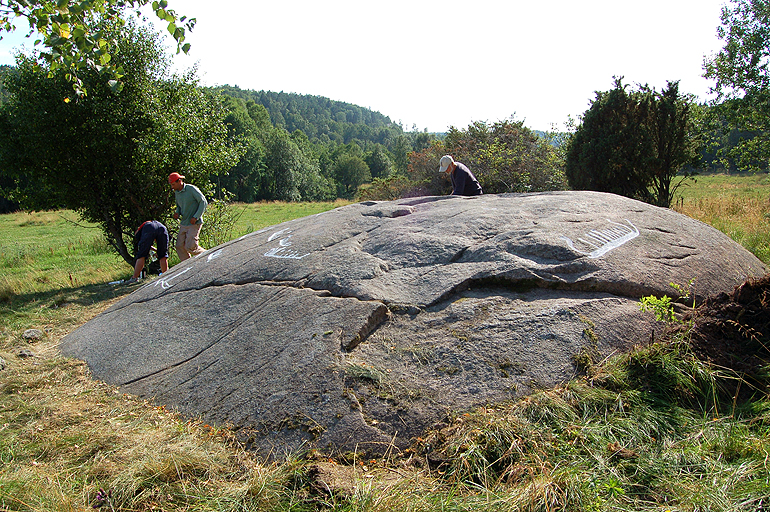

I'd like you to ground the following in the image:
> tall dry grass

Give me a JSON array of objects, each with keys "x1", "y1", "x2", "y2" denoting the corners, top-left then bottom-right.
[
  {"x1": 674, "y1": 173, "x2": 770, "y2": 264},
  {"x1": 2, "y1": 191, "x2": 770, "y2": 511}
]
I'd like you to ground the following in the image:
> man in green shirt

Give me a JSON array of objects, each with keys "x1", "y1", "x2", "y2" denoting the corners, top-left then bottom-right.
[{"x1": 169, "y1": 172, "x2": 208, "y2": 261}]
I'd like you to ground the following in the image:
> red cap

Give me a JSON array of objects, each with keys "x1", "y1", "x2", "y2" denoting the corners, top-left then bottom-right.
[{"x1": 168, "y1": 172, "x2": 185, "y2": 184}]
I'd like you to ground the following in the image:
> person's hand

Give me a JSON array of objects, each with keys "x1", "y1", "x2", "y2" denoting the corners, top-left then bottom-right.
[
  {"x1": 173, "y1": 213, "x2": 179, "y2": 220},
  {"x1": 190, "y1": 217, "x2": 197, "y2": 225}
]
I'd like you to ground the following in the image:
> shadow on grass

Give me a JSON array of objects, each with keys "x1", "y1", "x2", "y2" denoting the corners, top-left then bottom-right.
[{"x1": 0, "y1": 279, "x2": 141, "y2": 323}]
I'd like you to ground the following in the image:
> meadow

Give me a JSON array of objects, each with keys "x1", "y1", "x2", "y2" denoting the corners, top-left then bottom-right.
[
  {"x1": 673, "y1": 172, "x2": 770, "y2": 263},
  {"x1": 0, "y1": 177, "x2": 768, "y2": 511}
]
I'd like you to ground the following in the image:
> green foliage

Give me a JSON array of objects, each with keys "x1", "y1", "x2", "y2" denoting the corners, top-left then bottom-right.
[
  {"x1": 0, "y1": 64, "x2": 10, "y2": 104},
  {"x1": 0, "y1": 21, "x2": 239, "y2": 266},
  {"x1": 703, "y1": 0, "x2": 770, "y2": 170},
  {"x1": 400, "y1": 119, "x2": 567, "y2": 198},
  {"x1": 639, "y1": 294, "x2": 677, "y2": 323},
  {"x1": 639, "y1": 280, "x2": 695, "y2": 324},
  {"x1": 364, "y1": 143, "x2": 392, "y2": 179},
  {"x1": 212, "y1": 85, "x2": 413, "y2": 151},
  {"x1": 566, "y1": 78, "x2": 700, "y2": 207},
  {"x1": 261, "y1": 128, "x2": 335, "y2": 202},
  {"x1": 358, "y1": 175, "x2": 426, "y2": 201},
  {"x1": 334, "y1": 154, "x2": 370, "y2": 198},
  {"x1": 215, "y1": 96, "x2": 268, "y2": 203},
  {"x1": 0, "y1": 0, "x2": 194, "y2": 95},
  {"x1": 198, "y1": 198, "x2": 243, "y2": 250}
]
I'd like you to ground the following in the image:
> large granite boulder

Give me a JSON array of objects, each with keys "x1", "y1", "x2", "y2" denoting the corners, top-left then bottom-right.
[{"x1": 60, "y1": 192, "x2": 767, "y2": 458}]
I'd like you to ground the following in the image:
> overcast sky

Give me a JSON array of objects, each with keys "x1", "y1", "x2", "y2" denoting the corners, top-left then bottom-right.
[{"x1": 0, "y1": 0, "x2": 729, "y2": 132}]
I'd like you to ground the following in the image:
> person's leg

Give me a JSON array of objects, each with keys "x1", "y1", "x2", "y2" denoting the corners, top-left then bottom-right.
[
  {"x1": 132, "y1": 226, "x2": 156, "y2": 279},
  {"x1": 176, "y1": 226, "x2": 190, "y2": 261},
  {"x1": 156, "y1": 223, "x2": 170, "y2": 268},
  {"x1": 184, "y1": 222, "x2": 205, "y2": 257},
  {"x1": 132, "y1": 257, "x2": 145, "y2": 279}
]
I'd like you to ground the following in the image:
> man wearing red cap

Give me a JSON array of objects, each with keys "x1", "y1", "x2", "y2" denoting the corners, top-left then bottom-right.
[{"x1": 169, "y1": 172, "x2": 208, "y2": 261}]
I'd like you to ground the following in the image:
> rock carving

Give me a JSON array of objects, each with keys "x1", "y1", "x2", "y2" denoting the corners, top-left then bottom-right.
[
  {"x1": 561, "y1": 219, "x2": 640, "y2": 258},
  {"x1": 60, "y1": 191, "x2": 767, "y2": 459}
]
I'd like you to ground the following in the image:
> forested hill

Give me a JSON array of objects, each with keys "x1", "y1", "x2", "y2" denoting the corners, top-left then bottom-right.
[{"x1": 211, "y1": 85, "x2": 405, "y2": 146}]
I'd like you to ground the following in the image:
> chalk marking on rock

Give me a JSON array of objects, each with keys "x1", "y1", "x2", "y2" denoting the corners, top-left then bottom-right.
[
  {"x1": 152, "y1": 266, "x2": 193, "y2": 290},
  {"x1": 264, "y1": 246, "x2": 311, "y2": 260},
  {"x1": 561, "y1": 219, "x2": 639, "y2": 258},
  {"x1": 207, "y1": 249, "x2": 224, "y2": 262},
  {"x1": 268, "y1": 228, "x2": 292, "y2": 242},
  {"x1": 264, "y1": 228, "x2": 311, "y2": 260}
]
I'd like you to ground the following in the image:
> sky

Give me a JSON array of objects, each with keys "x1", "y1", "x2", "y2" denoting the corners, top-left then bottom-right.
[{"x1": 0, "y1": 0, "x2": 730, "y2": 133}]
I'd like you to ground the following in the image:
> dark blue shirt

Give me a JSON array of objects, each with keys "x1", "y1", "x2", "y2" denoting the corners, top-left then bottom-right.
[{"x1": 451, "y1": 162, "x2": 482, "y2": 196}]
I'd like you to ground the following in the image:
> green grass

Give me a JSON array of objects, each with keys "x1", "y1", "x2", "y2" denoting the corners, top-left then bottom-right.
[
  {"x1": 674, "y1": 172, "x2": 770, "y2": 264},
  {"x1": 1, "y1": 191, "x2": 769, "y2": 511},
  {"x1": 231, "y1": 200, "x2": 350, "y2": 238}
]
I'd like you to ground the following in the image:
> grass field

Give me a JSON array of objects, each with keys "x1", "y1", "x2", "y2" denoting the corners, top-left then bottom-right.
[
  {"x1": 674, "y1": 172, "x2": 770, "y2": 264},
  {"x1": 1, "y1": 185, "x2": 768, "y2": 511}
]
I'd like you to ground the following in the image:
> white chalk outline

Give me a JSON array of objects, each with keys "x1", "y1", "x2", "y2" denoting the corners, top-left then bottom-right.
[
  {"x1": 207, "y1": 248, "x2": 224, "y2": 262},
  {"x1": 561, "y1": 219, "x2": 639, "y2": 258},
  {"x1": 152, "y1": 266, "x2": 193, "y2": 290},
  {"x1": 264, "y1": 228, "x2": 311, "y2": 260}
]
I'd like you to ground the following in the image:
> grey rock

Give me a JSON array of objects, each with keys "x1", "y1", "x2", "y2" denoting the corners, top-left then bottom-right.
[
  {"x1": 60, "y1": 191, "x2": 767, "y2": 458},
  {"x1": 18, "y1": 349, "x2": 35, "y2": 358},
  {"x1": 22, "y1": 329, "x2": 43, "y2": 341}
]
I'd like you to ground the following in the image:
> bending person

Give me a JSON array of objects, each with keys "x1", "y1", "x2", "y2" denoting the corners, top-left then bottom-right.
[
  {"x1": 438, "y1": 155, "x2": 482, "y2": 196},
  {"x1": 128, "y1": 220, "x2": 169, "y2": 283}
]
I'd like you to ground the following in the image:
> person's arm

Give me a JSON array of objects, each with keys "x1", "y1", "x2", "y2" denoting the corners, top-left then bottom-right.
[
  {"x1": 192, "y1": 186, "x2": 207, "y2": 221},
  {"x1": 451, "y1": 170, "x2": 467, "y2": 195}
]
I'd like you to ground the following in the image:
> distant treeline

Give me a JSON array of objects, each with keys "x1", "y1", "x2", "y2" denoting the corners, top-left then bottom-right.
[
  {"x1": 212, "y1": 85, "x2": 407, "y2": 147},
  {"x1": 211, "y1": 85, "x2": 437, "y2": 164}
]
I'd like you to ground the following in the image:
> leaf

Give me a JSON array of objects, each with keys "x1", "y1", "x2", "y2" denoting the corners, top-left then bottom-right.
[{"x1": 108, "y1": 79, "x2": 123, "y2": 94}]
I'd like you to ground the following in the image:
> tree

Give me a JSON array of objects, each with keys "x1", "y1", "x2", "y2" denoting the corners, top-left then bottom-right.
[
  {"x1": 262, "y1": 128, "x2": 333, "y2": 202},
  {"x1": 334, "y1": 154, "x2": 370, "y2": 198},
  {"x1": 0, "y1": 21, "x2": 238, "y2": 266},
  {"x1": 565, "y1": 79, "x2": 653, "y2": 199},
  {"x1": 405, "y1": 119, "x2": 567, "y2": 197},
  {"x1": 216, "y1": 95, "x2": 267, "y2": 203},
  {"x1": 565, "y1": 78, "x2": 699, "y2": 207},
  {"x1": 645, "y1": 81, "x2": 701, "y2": 207},
  {"x1": 703, "y1": 0, "x2": 770, "y2": 169},
  {"x1": 365, "y1": 144, "x2": 392, "y2": 179},
  {"x1": 0, "y1": 0, "x2": 193, "y2": 95}
]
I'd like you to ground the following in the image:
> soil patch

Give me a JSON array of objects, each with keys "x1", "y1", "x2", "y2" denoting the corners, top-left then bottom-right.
[{"x1": 683, "y1": 273, "x2": 770, "y2": 376}]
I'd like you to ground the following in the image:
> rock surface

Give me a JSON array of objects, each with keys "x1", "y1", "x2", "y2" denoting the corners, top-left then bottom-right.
[
  {"x1": 22, "y1": 328, "x2": 43, "y2": 341},
  {"x1": 60, "y1": 192, "x2": 767, "y2": 458}
]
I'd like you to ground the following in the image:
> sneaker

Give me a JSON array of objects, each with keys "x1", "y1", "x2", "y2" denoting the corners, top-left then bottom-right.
[{"x1": 125, "y1": 277, "x2": 140, "y2": 284}]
